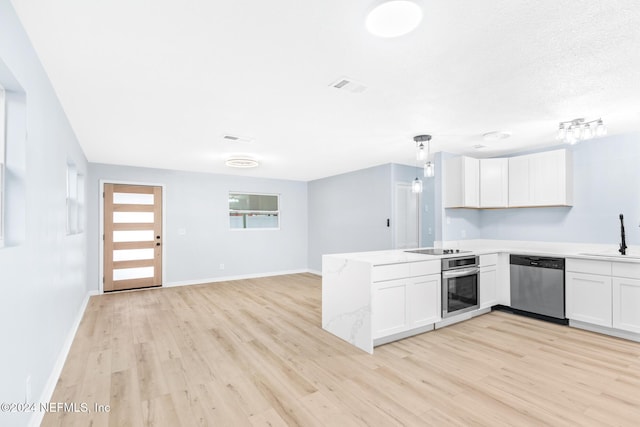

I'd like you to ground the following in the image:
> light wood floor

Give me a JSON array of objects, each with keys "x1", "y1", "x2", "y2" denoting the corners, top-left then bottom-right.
[{"x1": 43, "y1": 273, "x2": 640, "y2": 426}]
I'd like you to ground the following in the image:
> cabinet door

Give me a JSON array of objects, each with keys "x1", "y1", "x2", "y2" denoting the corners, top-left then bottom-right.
[
  {"x1": 444, "y1": 156, "x2": 479, "y2": 208},
  {"x1": 463, "y1": 157, "x2": 480, "y2": 208},
  {"x1": 530, "y1": 150, "x2": 565, "y2": 206},
  {"x1": 508, "y1": 155, "x2": 530, "y2": 207},
  {"x1": 566, "y1": 272, "x2": 612, "y2": 327},
  {"x1": 612, "y1": 277, "x2": 640, "y2": 333},
  {"x1": 479, "y1": 267, "x2": 498, "y2": 309},
  {"x1": 372, "y1": 279, "x2": 408, "y2": 338},
  {"x1": 480, "y1": 159, "x2": 508, "y2": 208},
  {"x1": 408, "y1": 275, "x2": 441, "y2": 327}
]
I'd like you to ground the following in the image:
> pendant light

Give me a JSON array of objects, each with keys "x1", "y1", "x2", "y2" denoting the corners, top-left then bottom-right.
[
  {"x1": 414, "y1": 134, "x2": 434, "y2": 178},
  {"x1": 411, "y1": 177, "x2": 423, "y2": 193}
]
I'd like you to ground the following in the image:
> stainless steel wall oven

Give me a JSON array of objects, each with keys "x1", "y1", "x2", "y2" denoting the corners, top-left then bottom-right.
[{"x1": 442, "y1": 255, "x2": 479, "y2": 318}]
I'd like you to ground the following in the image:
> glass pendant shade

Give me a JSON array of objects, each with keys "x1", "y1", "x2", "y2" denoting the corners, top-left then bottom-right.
[
  {"x1": 411, "y1": 177, "x2": 423, "y2": 193},
  {"x1": 557, "y1": 124, "x2": 566, "y2": 140},
  {"x1": 595, "y1": 120, "x2": 607, "y2": 136},
  {"x1": 424, "y1": 161, "x2": 434, "y2": 178},
  {"x1": 571, "y1": 124, "x2": 582, "y2": 140},
  {"x1": 582, "y1": 123, "x2": 593, "y2": 140},
  {"x1": 417, "y1": 143, "x2": 425, "y2": 160}
]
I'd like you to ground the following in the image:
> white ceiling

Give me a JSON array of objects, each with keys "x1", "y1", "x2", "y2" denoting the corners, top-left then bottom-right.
[{"x1": 9, "y1": 0, "x2": 640, "y2": 181}]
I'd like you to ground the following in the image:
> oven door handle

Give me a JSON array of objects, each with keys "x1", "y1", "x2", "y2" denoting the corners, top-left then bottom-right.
[{"x1": 442, "y1": 267, "x2": 479, "y2": 279}]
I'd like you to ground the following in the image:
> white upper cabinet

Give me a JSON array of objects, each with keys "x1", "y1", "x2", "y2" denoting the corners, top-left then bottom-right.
[
  {"x1": 480, "y1": 158, "x2": 509, "y2": 208},
  {"x1": 508, "y1": 149, "x2": 573, "y2": 207},
  {"x1": 444, "y1": 156, "x2": 479, "y2": 208},
  {"x1": 445, "y1": 149, "x2": 571, "y2": 209},
  {"x1": 507, "y1": 155, "x2": 530, "y2": 207}
]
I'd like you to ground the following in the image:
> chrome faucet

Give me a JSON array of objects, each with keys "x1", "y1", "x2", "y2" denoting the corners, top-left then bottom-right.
[{"x1": 619, "y1": 213, "x2": 627, "y2": 255}]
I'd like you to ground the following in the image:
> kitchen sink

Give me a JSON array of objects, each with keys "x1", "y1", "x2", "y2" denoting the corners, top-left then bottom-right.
[{"x1": 579, "y1": 252, "x2": 640, "y2": 260}]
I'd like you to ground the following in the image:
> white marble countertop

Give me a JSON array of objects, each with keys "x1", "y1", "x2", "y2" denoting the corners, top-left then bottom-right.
[{"x1": 324, "y1": 239, "x2": 640, "y2": 266}]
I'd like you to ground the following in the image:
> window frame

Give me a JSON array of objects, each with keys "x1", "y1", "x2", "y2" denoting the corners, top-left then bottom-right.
[
  {"x1": 65, "y1": 162, "x2": 85, "y2": 235},
  {"x1": 228, "y1": 192, "x2": 280, "y2": 231}
]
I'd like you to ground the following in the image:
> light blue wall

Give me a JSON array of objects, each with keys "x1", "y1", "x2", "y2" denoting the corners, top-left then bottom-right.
[
  {"x1": 87, "y1": 163, "x2": 308, "y2": 290},
  {"x1": 308, "y1": 164, "x2": 393, "y2": 272},
  {"x1": 0, "y1": 2, "x2": 89, "y2": 426},
  {"x1": 479, "y1": 133, "x2": 640, "y2": 245}
]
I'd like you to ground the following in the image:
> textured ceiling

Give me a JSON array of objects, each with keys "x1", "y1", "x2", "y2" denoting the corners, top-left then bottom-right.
[{"x1": 9, "y1": 0, "x2": 640, "y2": 181}]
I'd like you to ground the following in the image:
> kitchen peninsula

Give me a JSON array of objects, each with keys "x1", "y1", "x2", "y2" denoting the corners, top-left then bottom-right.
[{"x1": 322, "y1": 240, "x2": 640, "y2": 354}]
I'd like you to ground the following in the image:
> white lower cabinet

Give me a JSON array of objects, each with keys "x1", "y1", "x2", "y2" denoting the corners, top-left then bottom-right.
[
  {"x1": 479, "y1": 253, "x2": 498, "y2": 309},
  {"x1": 372, "y1": 274, "x2": 441, "y2": 339},
  {"x1": 565, "y1": 272, "x2": 612, "y2": 327},
  {"x1": 479, "y1": 267, "x2": 497, "y2": 309},
  {"x1": 408, "y1": 275, "x2": 441, "y2": 328},
  {"x1": 612, "y1": 277, "x2": 640, "y2": 333}
]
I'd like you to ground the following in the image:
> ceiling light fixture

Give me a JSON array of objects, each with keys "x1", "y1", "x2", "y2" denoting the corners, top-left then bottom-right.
[
  {"x1": 482, "y1": 131, "x2": 511, "y2": 141},
  {"x1": 366, "y1": 1, "x2": 423, "y2": 38},
  {"x1": 557, "y1": 118, "x2": 606, "y2": 145},
  {"x1": 225, "y1": 156, "x2": 259, "y2": 168}
]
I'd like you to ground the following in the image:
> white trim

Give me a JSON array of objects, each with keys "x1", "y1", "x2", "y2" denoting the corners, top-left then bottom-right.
[
  {"x1": 29, "y1": 290, "x2": 98, "y2": 427},
  {"x1": 99, "y1": 179, "x2": 166, "y2": 294},
  {"x1": 307, "y1": 269, "x2": 322, "y2": 276},
  {"x1": 569, "y1": 320, "x2": 640, "y2": 343},
  {"x1": 164, "y1": 269, "x2": 311, "y2": 287}
]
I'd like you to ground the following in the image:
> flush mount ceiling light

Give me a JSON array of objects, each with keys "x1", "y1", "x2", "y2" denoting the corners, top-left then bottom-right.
[
  {"x1": 557, "y1": 118, "x2": 607, "y2": 145},
  {"x1": 366, "y1": 1, "x2": 423, "y2": 38},
  {"x1": 482, "y1": 131, "x2": 511, "y2": 141},
  {"x1": 225, "y1": 156, "x2": 259, "y2": 168}
]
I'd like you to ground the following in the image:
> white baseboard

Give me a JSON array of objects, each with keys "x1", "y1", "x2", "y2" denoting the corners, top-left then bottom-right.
[
  {"x1": 164, "y1": 269, "x2": 312, "y2": 287},
  {"x1": 29, "y1": 290, "x2": 97, "y2": 427},
  {"x1": 307, "y1": 269, "x2": 322, "y2": 276},
  {"x1": 569, "y1": 320, "x2": 640, "y2": 343}
]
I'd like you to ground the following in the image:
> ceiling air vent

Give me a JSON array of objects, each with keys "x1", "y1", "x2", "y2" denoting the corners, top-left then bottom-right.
[
  {"x1": 329, "y1": 76, "x2": 368, "y2": 94},
  {"x1": 222, "y1": 134, "x2": 253, "y2": 143}
]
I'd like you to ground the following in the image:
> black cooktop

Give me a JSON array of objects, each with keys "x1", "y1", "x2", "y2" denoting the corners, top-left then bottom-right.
[{"x1": 405, "y1": 248, "x2": 470, "y2": 255}]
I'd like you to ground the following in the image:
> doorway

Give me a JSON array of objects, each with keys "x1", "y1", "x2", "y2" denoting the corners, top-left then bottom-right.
[
  {"x1": 103, "y1": 183, "x2": 163, "y2": 292},
  {"x1": 394, "y1": 182, "x2": 420, "y2": 249}
]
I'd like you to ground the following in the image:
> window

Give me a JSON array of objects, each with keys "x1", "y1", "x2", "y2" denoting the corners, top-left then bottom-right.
[
  {"x1": 229, "y1": 192, "x2": 279, "y2": 229},
  {"x1": 65, "y1": 162, "x2": 84, "y2": 235},
  {"x1": 0, "y1": 85, "x2": 5, "y2": 244}
]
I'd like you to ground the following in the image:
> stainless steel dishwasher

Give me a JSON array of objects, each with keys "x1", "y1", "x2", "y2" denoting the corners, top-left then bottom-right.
[{"x1": 509, "y1": 255, "x2": 566, "y2": 321}]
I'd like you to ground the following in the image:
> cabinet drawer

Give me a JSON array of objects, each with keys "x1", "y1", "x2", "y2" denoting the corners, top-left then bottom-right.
[
  {"x1": 372, "y1": 261, "x2": 440, "y2": 282},
  {"x1": 410, "y1": 260, "x2": 440, "y2": 277},
  {"x1": 479, "y1": 253, "x2": 498, "y2": 267},
  {"x1": 566, "y1": 258, "x2": 611, "y2": 275},
  {"x1": 612, "y1": 262, "x2": 640, "y2": 280}
]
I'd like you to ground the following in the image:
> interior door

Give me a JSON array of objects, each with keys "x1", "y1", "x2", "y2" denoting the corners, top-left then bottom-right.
[
  {"x1": 103, "y1": 183, "x2": 162, "y2": 292},
  {"x1": 394, "y1": 183, "x2": 419, "y2": 249}
]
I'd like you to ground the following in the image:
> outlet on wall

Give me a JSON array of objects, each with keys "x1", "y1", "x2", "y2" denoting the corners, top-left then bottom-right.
[
  {"x1": 219, "y1": 263, "x2": 225, "y2": 270},
  {"x1": 461, "y1": 229, "x2": 467, "y2": 238}
]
